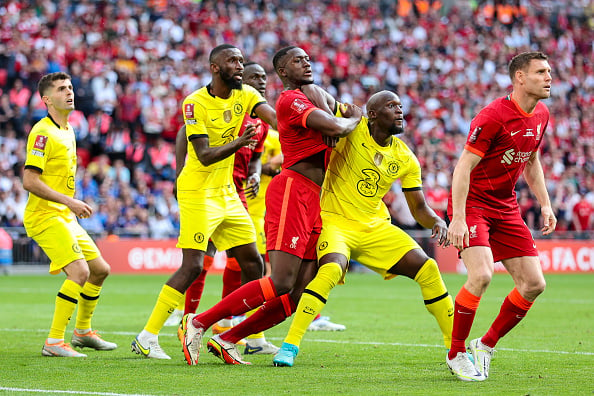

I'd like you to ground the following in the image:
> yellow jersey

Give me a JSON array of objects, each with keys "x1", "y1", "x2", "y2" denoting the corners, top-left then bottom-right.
[
  {"x1": 24, "y1": 116, "x2": 77, "y2": 234},
  {"x1": 178, "y1": 84, "x2": 265, "y2": 198},
  {"x1": 321, "y1": 117, "x2": 422, "y2": 225}
]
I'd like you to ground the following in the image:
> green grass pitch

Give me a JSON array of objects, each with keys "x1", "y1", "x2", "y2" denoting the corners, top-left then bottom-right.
[{"x1": 0, "y1": 272, "x2": 592, "y2": 395}]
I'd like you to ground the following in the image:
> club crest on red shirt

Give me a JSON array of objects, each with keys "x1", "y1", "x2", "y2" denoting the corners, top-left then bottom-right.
[
  {"x1": 184, "y1": 103, "x2": 195, "y2": 119},
  {"x1": 291, "y1": 99, "x2": 307, "y2": 113},
  {"x1": 34, "y1": 135, "x2": 48, "y2": 150}
]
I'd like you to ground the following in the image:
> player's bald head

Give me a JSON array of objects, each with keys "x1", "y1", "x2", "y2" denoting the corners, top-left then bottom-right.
[{"x1": 367, "y1": 90, "x2": 398, "y2": 113}]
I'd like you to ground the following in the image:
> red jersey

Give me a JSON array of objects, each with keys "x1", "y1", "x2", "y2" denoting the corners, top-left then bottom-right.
[
  {"x1": 449, "y1": 94, "x2": 549, "y2": 215},
  {"x1": 572, "y1": 199, "x2": 593, "y2": 231},
  {"x1": 233, "y1": 112, "x2": 269, "y2": 208},
  {"x1": 275, "y1": 89, "x2": 327, "y2": 169}
]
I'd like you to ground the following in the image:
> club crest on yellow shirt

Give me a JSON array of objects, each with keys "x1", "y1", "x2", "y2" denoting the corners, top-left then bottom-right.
[
  {"x1": 224, "y1": 110, "x2": 232, "y2": 123},
  {"x1": 374, "y1": 152, "x2": 383, "y2": 166}
]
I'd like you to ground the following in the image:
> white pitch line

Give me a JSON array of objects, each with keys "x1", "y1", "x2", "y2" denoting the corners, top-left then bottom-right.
[
  {"x1": 0, "y1": 387, "x2": 155, "y2": 396},
  {"x1": 1, "y1": 328, "x2": 592, "y2": 356}
]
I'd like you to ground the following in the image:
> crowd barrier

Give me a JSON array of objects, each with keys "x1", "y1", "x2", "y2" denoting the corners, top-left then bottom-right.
[{"x1": 2, "y1": 227, "x2": 592, "y2": 274}]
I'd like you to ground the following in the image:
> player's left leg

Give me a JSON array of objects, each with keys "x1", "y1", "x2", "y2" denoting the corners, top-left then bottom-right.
[
  {"x1": 469, "y1": 255, "x2": 544, "y2": 378},
  {"x1": 387, "y1": 249, "x2": 454, "y2": 349},
  {"x1": 71, "y1": 255, "x2": 117, "y2": 351}
]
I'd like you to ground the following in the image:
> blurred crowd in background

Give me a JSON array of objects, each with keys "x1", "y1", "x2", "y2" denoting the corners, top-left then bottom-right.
[{"x1": 0, "y1": 0, "x2": 592, "y2": 239}]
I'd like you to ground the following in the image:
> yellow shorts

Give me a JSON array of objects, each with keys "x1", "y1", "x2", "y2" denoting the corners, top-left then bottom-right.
[
  {"x1": 32, "y1": 215, "x2": 101, "y2": 275},
  {"x1": 249, "y1": 212, "x2": 267, "y2": 255},
  {"x1": 177, "y1": 193, "x2": 256, "y2": 252},
  {"x1": 316, "y1": 215, "x2": 421, "y2": 280}
]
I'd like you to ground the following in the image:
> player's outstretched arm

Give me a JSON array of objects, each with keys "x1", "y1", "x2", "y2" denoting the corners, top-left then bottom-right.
[
  {"x1": 404, "y1": 189, "x2": 448, "y2": 246},
  {"x1": 305, "y1": 103, "x2": 363, "y2": 139}
]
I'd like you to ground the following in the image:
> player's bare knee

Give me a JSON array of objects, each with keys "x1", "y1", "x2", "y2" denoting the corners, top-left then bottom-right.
[
  {"x1": 522, "y1": 278, "x2": 546, "y2": 299},
  {"x1": 470, "y1": 270, "x2": 492, "y2": 290}
]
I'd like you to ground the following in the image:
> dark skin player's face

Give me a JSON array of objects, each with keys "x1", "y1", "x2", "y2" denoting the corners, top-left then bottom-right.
[
  {"x1": 215, "y1": 48, "x2": 244, "y2": 90},
  {"x1": 243, "y1": 64, "x2": 267, "y2": 96},
  {"x1": 280, "y1": 48, "x2": 313, "y2": 87},
  {"x1": 376, "y1": 94, "x2": 404, "y2": 136}
]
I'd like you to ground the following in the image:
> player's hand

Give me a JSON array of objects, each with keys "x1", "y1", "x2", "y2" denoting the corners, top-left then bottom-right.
[
  {"x1": 245, "y1": 173, "x2": 260, "y2": 199},
  {"x1": 341, "y1": 103, "x2": 363, "y2": 119},
  {"x1": 431, "y1": 218, "x2": 449, "y2": 247},
  {"x1": 237, "y1": 123, "x2": 259, "y2": 149},
  {"x1": 447, "y1": 217, "x2": 469, "y2": 251},
  {"x1": 323, "y1": 135, "x2": 340, "y2": 148},
  {"x1": 70, "y1": 198, "x2": 93, "y2": 219},
  {"x1": 540, "y1": 205, "x2": 557, "y2": 235}
]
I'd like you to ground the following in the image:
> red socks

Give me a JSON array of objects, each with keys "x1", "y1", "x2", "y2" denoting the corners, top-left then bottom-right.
[
  {"x1": 221, "y1": 294, "x2": 296, "y2": 344},
  {"x1": 222, "y1": 257, "x2": 242, "y2": 298},
  {"x1": 448, "y1": 286, "x2": 481, "y2": 359},
  {"x1": 193, "y1": 277, "x2": 277, "y2": 330},
  {"x1": 184, "y1": 255, "x2": 213, "y2": 315},
  {"x1": 481, "y1": 288, "x2": 532, "y2": 348}
]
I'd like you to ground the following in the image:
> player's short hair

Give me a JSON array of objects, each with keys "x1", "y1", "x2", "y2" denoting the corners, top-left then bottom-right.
[
  {"x1": 243, "y1": 61, "x2": 258, "y2": 68},
  {"x1": 209, "y1": 44, "x2": 238, "y2": 63},
  {"x1": 38, "y1": 72, "x2": 72, "y2": 97},
  {"x1": 508, "y1": 52, "x2": 548, "y2": 80},
  {"x1": 273, "y1": 46, "x2": 298, "y2": 71}
]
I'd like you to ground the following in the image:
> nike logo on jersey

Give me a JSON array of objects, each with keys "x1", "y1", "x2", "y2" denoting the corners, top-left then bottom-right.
[
  {"x1": 211, "y1": 117, "x2": 220, "y2": 122},
  {"x1": 510, "y1": 130, "x2": 522, "y2": 136},
  {"x1": 457, "y1": 310, "x2": 472, "y2": 315}
]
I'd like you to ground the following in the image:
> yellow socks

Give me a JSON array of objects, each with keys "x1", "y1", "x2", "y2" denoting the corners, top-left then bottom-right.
[
  {"x1": 48, "y1": 279, "x2": 82, "y2": 340},
  {"x1": 144, "y1": 284, "x2": 184, "y2": 335},
  {"x1": 284, "y1": 262, "x2": 342, "y2": 347},
  {"x1": 75, "y1": 282, "x2": 101, "y2": 331},
  {"x1": 414, "y1": 259, "x2": 454, "y2": 349}
]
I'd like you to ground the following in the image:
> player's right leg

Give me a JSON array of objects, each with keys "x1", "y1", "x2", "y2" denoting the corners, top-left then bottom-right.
[
  {"x1": 44, "y1": 259, "x2": 90, "y2": 358},
  {"x1": 446, "y1": 245, "x2": 493, "y2": 380},
  {"x1": 34, "y1": 219, "x2": 90, "y2": 357},
  {"x1": 133, "y1": 248, "x2": 205, "y2": 360},
  {"x1": 274, "y1": 254, "x2": 346, "y2": 367}
]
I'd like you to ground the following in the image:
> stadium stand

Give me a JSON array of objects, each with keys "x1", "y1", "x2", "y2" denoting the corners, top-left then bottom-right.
[{"x1": 0, "y1": 0, "x2": 592, "y2": 265}]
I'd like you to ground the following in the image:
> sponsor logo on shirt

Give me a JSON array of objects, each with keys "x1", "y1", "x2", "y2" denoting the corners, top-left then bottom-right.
[
  {"x1": 501, "y1": 149, "x2": 515, "y2": 165},
  {"x1": 30, "y1": 149, "x2": 44, "y2": 157},
  {"x1": 290, "y1": 99, "x2": 307, "y2": 113},
  {"x1": 34, "y1": 135, "x2": 48, "y2": 150},
  {"x1": 501, "y1": 149, "x2": 531, "y2": 165},
  {"x1": 523, "y1": 128, "x2": 534, "y2": 137}
]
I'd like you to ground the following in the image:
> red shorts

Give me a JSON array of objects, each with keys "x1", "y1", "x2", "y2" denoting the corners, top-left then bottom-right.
[
  {"x1": 265, "y1": 169, "x2": 321, "y2": 260},
  {"x1": 463, "y1": 207, "x2": 538, "y2": 262}
]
